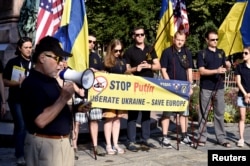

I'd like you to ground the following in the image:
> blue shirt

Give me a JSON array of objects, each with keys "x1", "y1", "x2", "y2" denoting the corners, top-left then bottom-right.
[
  {"x1": 197, "y1": 48, "x2": 227, "y2": 90},
  {"x1": 160, "y1": 46, "x2": 192, "y2": 81},
  {"x1": 235, "y1": 63, "x2": 250, "y2": 97}
]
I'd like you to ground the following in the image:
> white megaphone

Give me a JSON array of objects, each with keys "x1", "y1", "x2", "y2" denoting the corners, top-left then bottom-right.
[{"x1": 59, "y1": 68, "x2": 95, "y2": 89}]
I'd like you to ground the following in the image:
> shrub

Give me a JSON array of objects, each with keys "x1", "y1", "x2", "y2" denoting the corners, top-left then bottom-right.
[{"x1": 189, "y1": 86, "x2": 250, "y2": 123}]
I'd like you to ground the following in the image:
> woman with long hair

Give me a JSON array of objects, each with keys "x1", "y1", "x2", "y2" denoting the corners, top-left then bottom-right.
[
  {"x1": 103, "y1": 39, "x2": 127, "y2": 154},
  {"x1": 235, "y1": 46, "x2": 250, "y2": 147},
  {"x1": 3, "y1": 37, "x2": 33, "y2": 165}
]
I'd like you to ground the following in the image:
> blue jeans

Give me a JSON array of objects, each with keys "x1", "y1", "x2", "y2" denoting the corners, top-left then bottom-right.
[{"x1": 8, "y1": 101, "x2": 26, "y2": 158}]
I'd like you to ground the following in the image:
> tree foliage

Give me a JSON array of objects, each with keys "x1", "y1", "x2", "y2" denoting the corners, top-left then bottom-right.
[
  {"x1": 186, "y1": 0, "x2": 235, "y2": 54},
  {"x1": 86, "y1": 0, "x2": 236, "y2": 55},
  {"x1": 86, "y1": 0, "x2": 160, "y2": 49}
]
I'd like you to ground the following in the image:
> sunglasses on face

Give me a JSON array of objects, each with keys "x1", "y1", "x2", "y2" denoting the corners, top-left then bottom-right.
[
  {"x1": 134, "y1": 33, "x2": 145, "y2": 37},
  {"x1": 89, "y1": 40, "x2": 96, "y2": 44},
  {"x1": 44, "y1": 54, "x2": 62, "y2": 63},
  {"x1": 209, "y1": 38, "x2": 218, "y2": 42},
  {"x1": 243, "y1": 52, "x2": 249, "y2": 56},
  {"x1": 114, "y1": 49, "x2": 122, "y2": 53}
]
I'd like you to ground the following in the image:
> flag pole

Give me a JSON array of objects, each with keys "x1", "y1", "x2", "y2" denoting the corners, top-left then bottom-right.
[
  {"x1": 228, "y1": 32, "x2": 239, "y2": 57},
  {"x1": 146, "y1": 12, "x2": 174, "y2": 60}
]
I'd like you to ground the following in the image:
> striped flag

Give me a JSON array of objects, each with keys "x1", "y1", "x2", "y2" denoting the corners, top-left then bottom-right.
[
  {"x1": 35, "y1": 0, "x2": 64, "y2": 45},
  {"x1": 155, "y1": 0, "x2": 189, "y2": 59},
  {"x1": 172, "y1": 0, "x2": 189, "y2": 35},
  {"x1": 155, "y1": 0, "x2": 175, "y2": 59},
  {"x1": 54, "y1": 0, "x2": 89, "y2": 71}
]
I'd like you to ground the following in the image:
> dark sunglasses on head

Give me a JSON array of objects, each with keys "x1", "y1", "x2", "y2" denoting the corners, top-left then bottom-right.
[
  {"x1": 243, "y1": 52, "x2": 249, "y2": 56},
  {"x1": 114, "y1": 49, "x2": 122, "y2": 53},
  {"x1": 135, "y1": 33, "x2": 145, "y2": 37},
  {"x1": 89, "y1": 40, "x2": 96, "y2": 44},
  {"x1": 209, "y1": 38, "x2": 218, "y2": 41},
  {"x1": 44, "y1": 54, "x2": 62, "y2": 63}
]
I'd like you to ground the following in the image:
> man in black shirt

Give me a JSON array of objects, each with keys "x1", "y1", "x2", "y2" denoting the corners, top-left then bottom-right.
[
  {"x1": 124, "y1": 27, "x2": 161, "y2": 152},
  {"x1": 20, "y1": 36, "x2": 90, "y2": 166}
]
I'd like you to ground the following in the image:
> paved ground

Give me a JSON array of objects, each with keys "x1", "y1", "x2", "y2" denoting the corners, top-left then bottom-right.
[{"x1": 1, "y1": 112, "x2": 250, "y2": 166}]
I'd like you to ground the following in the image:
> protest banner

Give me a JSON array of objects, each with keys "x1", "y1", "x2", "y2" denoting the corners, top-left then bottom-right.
[{"x1": 88, "y1": 72, "x2": 191, "y2": 112}]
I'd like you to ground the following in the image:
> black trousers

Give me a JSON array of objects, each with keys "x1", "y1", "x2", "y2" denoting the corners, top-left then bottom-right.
[{"x1": 127, "y1": 111, "x2": 151, "y2": 142}]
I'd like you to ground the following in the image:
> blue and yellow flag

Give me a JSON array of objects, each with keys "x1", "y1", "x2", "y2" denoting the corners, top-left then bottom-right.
[
  {"x1": 240, "y1": 0, "x2": 250, "y2": 48},
  {"x1": 218, "y1": 0, "x2": 250, "y2": 56},
  {"x1": 54, "y1": 0, "x2": 89, "y2": 71},
  {"x1": 155, "y1": 0, "x2": 175, "y2": 59}
]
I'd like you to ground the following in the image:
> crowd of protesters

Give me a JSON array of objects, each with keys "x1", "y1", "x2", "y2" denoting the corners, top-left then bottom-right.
[{"x1": 1, "y1": 27, "x2": 249, "y2": 166}]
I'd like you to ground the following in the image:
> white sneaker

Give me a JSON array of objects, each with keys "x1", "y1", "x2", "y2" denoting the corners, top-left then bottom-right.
[
  {"x1": 237, "y1": 139, "x2": 244, "y2": 147},
  {"x1": 160, "y1": 137, "x2": 172, "y2": 148},
  {"x1": 181, "y1": 136, "x2": 194, "y2": 146},
  {"x1": 16, "y1": 157, "x2": 26, "y2": 165}
]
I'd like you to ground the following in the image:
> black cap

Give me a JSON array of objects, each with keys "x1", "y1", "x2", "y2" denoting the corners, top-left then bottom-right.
[{"x1": 33, "y1": 36, "x2": 72, "y2": 62}]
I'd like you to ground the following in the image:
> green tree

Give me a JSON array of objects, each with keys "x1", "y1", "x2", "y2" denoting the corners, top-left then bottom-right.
[
  {"x1": 86, "y1": 0, "x2": 161, "y2": 51},
  {"x1": 186, "y1": 0, "x2": 235, "y2": 55},
  {"x1": 86, "y1": 0, "x2": 236, "y2": 55}
]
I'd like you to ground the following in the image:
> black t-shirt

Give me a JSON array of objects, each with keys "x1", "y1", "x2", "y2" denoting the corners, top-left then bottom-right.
[
  {"x1": 0, "y1": 60, "x2": 3, "y2": 73},
  {"x1": 89, "y1": 52, "x2": 104, "y2": 70},
  {"x1": 3, "y1": 56, "x2": 32, "y2": 102},
  {"x1": 160, "y1": 46, "x2": 192, "y2": 81},
  {"x1": 196, "y1": 48, "x2": 227, "y2": 90},
  {"x1": 105, "y1": 58, "x2": 127, "y2": 74},
  {"x1": 235, "y1": 63, "x2": 250, "y2": 97},
  {"x1": 124, "y1": 45, "x2": 157, "y2": 78},
  {"x1": 20, "y1": 69, "x2": 72, "y2": 135},
  {"x1": 0, "y1": 60, "x2": 3, "y2": 102}
]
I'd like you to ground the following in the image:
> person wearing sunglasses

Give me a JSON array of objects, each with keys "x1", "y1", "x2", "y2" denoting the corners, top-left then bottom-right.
[
  {"x1": 3, "y1": 36, "x2": 33, "y2": 165},
  {"x1": 235, "y1": 46, "x2": 250, "y2": 147},
  {"x1": 20, "y1": 36, "x2": 90, "y2": 166},
  {"x1": 88, "y1": 33, "x2": 106, "y2": 156},
  {"x1": 124, "y1": 26, "x2": 161, "y2": 152},
  {"x1": 102, "y1": 39, "x2": 127, "y2": 155},
  {"x1": 196, "y1": 30, "x2": 231, "y2": 148}
]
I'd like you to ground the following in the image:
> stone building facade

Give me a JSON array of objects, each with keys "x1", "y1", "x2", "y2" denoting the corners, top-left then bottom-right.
[{"x1": 0, "y1": 0, "x2": 24, "y2": 120}]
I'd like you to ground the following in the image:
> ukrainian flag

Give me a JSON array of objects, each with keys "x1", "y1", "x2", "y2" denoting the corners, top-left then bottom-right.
[
  {"x1": 155, "y1": 0, "x2": 175, "y2": 59},
  {"x1": 54, "y1": 0, "x2": 89, "y2": 71},
  {"x1": 218, "y1": 0, "x2": 250, "y2": 56}
]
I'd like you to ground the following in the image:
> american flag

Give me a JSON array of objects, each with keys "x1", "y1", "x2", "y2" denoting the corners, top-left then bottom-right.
[
  {"x1": 35, "y1": 0, "x2": 64, "y2": 44},
  {"x1": 172, "y1": 0, "x2": 189, "y2": 35}
]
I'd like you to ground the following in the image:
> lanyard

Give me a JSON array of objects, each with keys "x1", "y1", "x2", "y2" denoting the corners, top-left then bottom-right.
[{"x1": 20, "y1": 61, "x2": 32, "y2": 77}]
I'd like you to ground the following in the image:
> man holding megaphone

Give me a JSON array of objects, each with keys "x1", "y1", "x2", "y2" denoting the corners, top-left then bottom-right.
[{"x1": 20, "y1": 36, "x2": 92, "y2": 166}]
